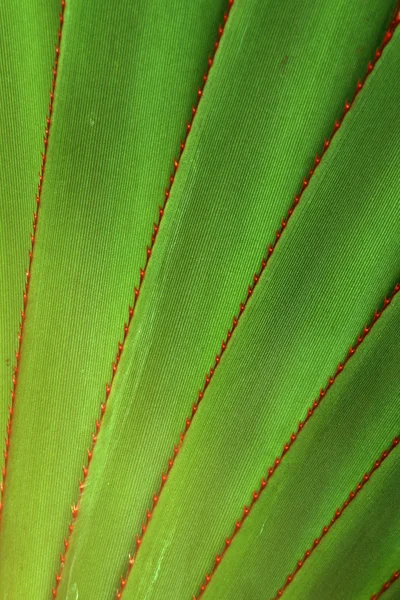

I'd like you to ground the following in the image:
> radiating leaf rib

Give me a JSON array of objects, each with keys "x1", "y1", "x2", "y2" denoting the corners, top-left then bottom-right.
[
  {"x1": 0, "y1": 0, "x2": 229, "y2": 596},
  {"x1": 0, "y1": 1, "x2": 398, "y2": 599},
  {"x1": 49, "y1": 1, "x2": 400, "y2": 598},
  {"x1": 0, "y1": 0, "x2": 61, "y2": 488},
  {"x1": 118, "y1": 24, "x2": 400, "y2": 598},
  {"x1": 131, "y1": 291, "x2": 400, "y2": 600},
  {"x1": 0, "y1": 1, "x2": 66, "y2": 529},
  {"x1": 194, "y1": 285, "x2": 400, "y2": 599}
]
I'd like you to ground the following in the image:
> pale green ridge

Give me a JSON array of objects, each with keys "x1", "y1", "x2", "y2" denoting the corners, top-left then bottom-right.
[
  {"x1": 0, "y1": 0, "x2": 228, "y2": 597},
  {"x1": 0, "y1": 0, "x2": 61, "y2": 475},
  {"x1": 120, "y1": 29, "x2": 400, "y2": 599},
  {"x1": 58, "y1": 2, "x2": 399, "y2": 599}
]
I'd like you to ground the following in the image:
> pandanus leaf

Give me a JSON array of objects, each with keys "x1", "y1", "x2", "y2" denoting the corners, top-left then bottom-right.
[{"x1": 0, "y1": 1, "x2": 399, "y2": 599}]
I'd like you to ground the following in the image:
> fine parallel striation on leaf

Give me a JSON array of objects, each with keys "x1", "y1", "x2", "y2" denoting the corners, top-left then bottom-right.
[
  {"x1": 0, "y1": 1, "x2": 399, "y2": 599},
  {"x1": 0, "y1": 0, "x2": 229, "y2": 596},
  {"x1": 121, "y1": 23, "x2": 400, "y2": 599}
]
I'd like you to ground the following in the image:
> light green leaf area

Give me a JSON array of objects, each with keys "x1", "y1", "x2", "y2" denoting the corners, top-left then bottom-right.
[
  {"x1": 0, "y1": 0, "x2": 228, "y2": 596},
  {"x1": 0, "y1": 1, "x2": 399, "y2": 599},
  {"x1": 0, "y1": 0, "x2": 61, "y2": 452}
]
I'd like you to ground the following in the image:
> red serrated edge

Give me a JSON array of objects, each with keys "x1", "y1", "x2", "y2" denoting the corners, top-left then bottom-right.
[
  {"x1": 371, "y1": 569, "x2": 400, "y2": 599},
  {"x1": 0, "y1": 1, "x2": 66, "y2": 529}
]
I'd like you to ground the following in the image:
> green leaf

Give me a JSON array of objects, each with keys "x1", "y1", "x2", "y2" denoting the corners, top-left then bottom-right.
[{"x1": 0, "y1": 1, "x2": 399, "y2": 599}]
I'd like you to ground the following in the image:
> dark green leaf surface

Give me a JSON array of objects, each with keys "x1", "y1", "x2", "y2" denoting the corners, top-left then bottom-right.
[
  {"x1": 201, "y1": 296, "x2": 400, "y2": 600},
  {"x1": 0, "y1": 1, "x2": 399, "y2": 599}
]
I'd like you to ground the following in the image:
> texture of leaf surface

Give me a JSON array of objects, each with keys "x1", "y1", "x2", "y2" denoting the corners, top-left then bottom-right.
[
  {"x1": 0, "y1": 0, "x2": 399, "y2": 599},
  {"x1": 0, "y1": 0, "x2": 61, "y2": 461}
]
